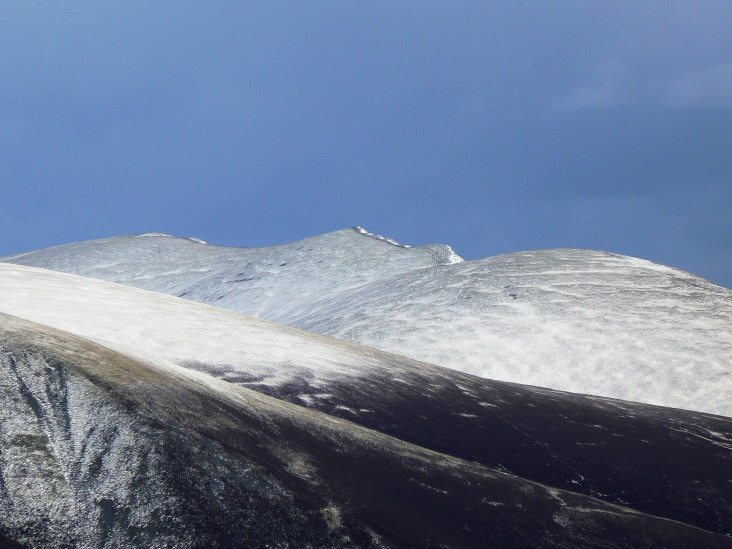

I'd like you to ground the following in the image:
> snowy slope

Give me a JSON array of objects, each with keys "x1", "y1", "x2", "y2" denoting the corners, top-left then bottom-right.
[
  {"x1": 2, "y1": 228, "x2": 462, "y2": 322},
  {"x1": 4, "y1": 229, "x2": 732, "y2": 416},
  {"x1": 4, "y1": 313, "x2": 730, "y2": 548},
  {"x1": 1, "y1": 263, "x2": 731, "y2": 538},
  {"x1": 296, "y1": 248, "x2": 732, "y2": 415},
  {"x1": 0, "y1": 261, "x2": 425, "y2": 391}
]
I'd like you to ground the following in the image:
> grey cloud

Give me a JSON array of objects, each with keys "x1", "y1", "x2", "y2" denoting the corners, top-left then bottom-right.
[
  {"x1": 663, "y1": 62, "x2": 732, "y2": 109},
  {"x1": 550, "y1": 61, "x2": 732, "y2": 113},
  {"x1": 548, "y1": 85, "x2": 625, "y2": 113},
  {"x1": 547, "y1": 61, "x2": 631, "y2": 113}
]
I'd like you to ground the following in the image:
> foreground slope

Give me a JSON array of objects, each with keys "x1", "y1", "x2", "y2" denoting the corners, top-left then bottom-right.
[
  {"x1": 5, "y1": 229, "x2": 730, "y2": 416},
  {"x1": 2, "y1": 314, "x2": 731, "y2": 548},
  {"x1": 1, "y1": 263, "x2": 730, "y2": 537}
]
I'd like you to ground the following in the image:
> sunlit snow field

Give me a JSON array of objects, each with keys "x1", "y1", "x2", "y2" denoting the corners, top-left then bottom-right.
[{"x1": 4, "y1": 227, "x2": 731, "y2": 416}]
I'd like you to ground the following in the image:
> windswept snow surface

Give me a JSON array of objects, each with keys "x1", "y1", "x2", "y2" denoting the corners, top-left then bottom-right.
[
  {"x1": 4, "y1": 229, "x2": 732, "y2": 416},
  {"x1": 0, "y1": 262, "x2": 396, "y2": 391}
]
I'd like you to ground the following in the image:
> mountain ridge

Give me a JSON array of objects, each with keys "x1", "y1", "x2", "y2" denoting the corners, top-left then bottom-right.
[
  {"x1": 0, "y1": 263, "x2": 730, "y2": 537},
  {"x1": 2, "y1": 311, "x2": 732, "y2": 547},
  {"x1": 4, "y1": 228, "x2": 730, "y2": 416}
]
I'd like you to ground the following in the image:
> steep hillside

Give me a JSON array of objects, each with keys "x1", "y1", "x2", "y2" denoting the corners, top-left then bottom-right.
[{"x1": 5, "y1": 314, "x2": 731, "y2": 548}]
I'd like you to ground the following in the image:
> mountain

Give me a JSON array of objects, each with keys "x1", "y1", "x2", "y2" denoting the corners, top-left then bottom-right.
[
  {"x1": 0, "y1": 263, "x2": 730, "y2": 546},
  {"x1": 5, "y1": 313, "x2": 731, "y2": 548},
  {"x1": 5, "y1": 228, "x2": 731, "y2": 416}
]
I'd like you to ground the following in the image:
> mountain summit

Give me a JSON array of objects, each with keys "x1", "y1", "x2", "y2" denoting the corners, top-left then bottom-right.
[{"x1": 5, "y1": 228, "x2": 730, "y2": 416}]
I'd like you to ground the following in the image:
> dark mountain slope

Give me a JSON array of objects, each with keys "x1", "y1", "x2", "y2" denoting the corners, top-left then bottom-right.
[{"x1": 1, "y1": 313, "x2": 729, "y2": 548}]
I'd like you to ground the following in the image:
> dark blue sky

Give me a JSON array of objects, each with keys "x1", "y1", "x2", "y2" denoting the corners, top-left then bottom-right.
[{"x1": 1, "y1": 2, "x2": 731, "y2": 288}]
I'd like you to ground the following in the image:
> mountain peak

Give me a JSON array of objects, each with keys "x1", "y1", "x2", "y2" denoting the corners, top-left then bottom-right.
[
  {"x1": 135, "y1": 232, "x2": 208, "y2": 244},
  {"x1": 352, "y1": 226, "x2": 411, "y2": 248},
  {"x1": 2, "y1": 230, "x2": 729, "y2": 415}
]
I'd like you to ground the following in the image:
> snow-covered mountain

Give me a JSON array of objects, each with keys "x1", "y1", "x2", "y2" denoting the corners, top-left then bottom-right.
[
  {"x1": 0, "y1": 264, "x2": 732, "y2": 532},
  {"x1": 10, "y1": 312, "x2": 668, "y2": 549},
  {"x1": 1, "y1": 264, "x2": 731, "y2": 547},
  {"x1": 6, "y1": 228, "x2": 730, "y2": 416}
]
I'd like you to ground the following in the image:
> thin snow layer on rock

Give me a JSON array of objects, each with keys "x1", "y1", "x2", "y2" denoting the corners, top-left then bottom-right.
[
  {"x1": 4, "y1": 230, "x2": 731, "y2": 416},
  {"x1": 7, "y1": 315, "x2": 730, "y2": 548}
]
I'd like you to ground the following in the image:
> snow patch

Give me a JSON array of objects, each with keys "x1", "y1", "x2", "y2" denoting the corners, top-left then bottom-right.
[
  {"x1": 619, "y1": 255, "x2": 688, "y2": 277},
  {"x1": 353, "y1": 226, "x2": 410, "y2": 248},
  {"x1": 443, "y1": 246, "x2": 464, "y2": 265},
  {"x1": 335, "y1": 405, "x2": 358, "y2": 415},
  {"x1": 134, "y1": 232, "x2": 207, "y2": 244}
]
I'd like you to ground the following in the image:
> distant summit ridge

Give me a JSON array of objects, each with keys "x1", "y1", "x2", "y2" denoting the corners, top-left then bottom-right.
[
  {"x1": 352, "y1": 226, "x2": 464, "y2": 264},
  {"x1": 135, "y1": 232, "x2": 208, "y2": 244},
  {"x1": 135, "y1": 231, "x2": 175, "y2": 237},
  {"x1": 353, "y1": 226, "x2": 411, "y2": 248},
  {"x1": 3, "y1": 228, "x2": 730, "y2": 415}
]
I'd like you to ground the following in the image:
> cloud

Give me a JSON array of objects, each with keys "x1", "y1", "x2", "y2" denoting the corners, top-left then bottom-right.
[
  {"x1": 550, "y1": 61, "x2": 732, "y2": 113},
  {"x1": 548, "y1": 61, "x2": 631, "y2": 113},
  {"x1": 662, "y1": 62, "x2": 732, "y2": 109},
  {"x1": 548, "y1": 85, "x2": 625, "y2": 113}
]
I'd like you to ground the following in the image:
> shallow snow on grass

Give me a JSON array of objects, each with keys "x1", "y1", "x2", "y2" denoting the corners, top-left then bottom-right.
[{"x1": 0, "y1": 263, "x2": 402, "y2": 390}]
